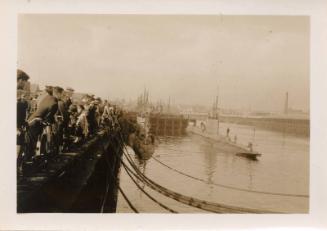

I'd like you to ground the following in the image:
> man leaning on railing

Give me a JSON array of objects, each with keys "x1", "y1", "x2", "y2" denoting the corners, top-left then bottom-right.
[{"x1": 26, "y1": 86, "x2": 63, "y2": 161}]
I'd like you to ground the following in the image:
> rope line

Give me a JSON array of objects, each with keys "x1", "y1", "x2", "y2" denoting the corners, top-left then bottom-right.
[
  {"x1": 152, "y1": 156, "x2": 309, "y2": 198},
  {"x1": 100, "y1": 169, "x2": 111, "y2": 213},
  {"x1": 118, "y1": 185, "x2": 139, "y2": 213},
  {"x1": 122, "y1": 162, "x2": 178, "y2": 213},
  {"x1": 102, "y1": 127, "x2": 178, "y2": 213},
  {"x1": 114, "y1": 120, "x2": 283, "y2": 213},
  {"x1": 121, "y1": 160, "x2": 218, "y2": 213},
  {"x1": 120, "y1": 148, "x2": 281, "y2": 214}
]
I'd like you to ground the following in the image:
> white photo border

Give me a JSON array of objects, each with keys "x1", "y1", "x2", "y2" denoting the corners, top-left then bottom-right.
[{"x1": 1, "y1": 0, "x2": 327, "y2": 230}]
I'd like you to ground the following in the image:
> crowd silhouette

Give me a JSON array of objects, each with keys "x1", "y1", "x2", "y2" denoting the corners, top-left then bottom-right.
[{"x1": 16, "y1": 69, "x2": 128, "y2": 175}]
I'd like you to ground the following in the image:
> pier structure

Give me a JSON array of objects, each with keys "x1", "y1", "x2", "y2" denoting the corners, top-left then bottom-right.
[
  {"x1": 218, "y1": 115, "x2": 309, "y2": 137},
  {"x1": 148, "y1": 114, "x2": 188, "y2": 136},
  {"x1": 186, "y1": 113, "x2": 309, "y2": 137},
  {"x1": 17, "y1": 128, "x2": 125, "y2": 213}
]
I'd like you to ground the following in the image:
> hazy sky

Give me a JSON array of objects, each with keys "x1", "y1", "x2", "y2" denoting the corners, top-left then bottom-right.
[{"x1": 18, "y1": 14, "x2": 309, "y2": 112}]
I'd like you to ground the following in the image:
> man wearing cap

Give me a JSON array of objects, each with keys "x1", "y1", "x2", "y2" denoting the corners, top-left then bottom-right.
[
  {"x1": 17, "y1": 69, "x2": 30, "y2": 91},
  {"x1": 26, "y1": 86, "x2": 63, "y2": 160},
  {"x1": 17, "y1": 70, "x2": 31, "y2": 172}
]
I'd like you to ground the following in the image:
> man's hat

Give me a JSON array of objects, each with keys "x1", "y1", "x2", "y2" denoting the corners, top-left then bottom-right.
[
  {"x1": 45, "y1": 85, "x2": 53, "y2": 95},
  {"x1": 53, "y1": 86, "x2": 64, "y2": 93},
  {"x1": 17, "y1": 69, "x2": 30, "y2": 81},
  {"x1": 84, "y1": 94, "x2": 92, "y2": 99},
  {"x1": 82, "y1": 94, "x2": 92, "y2": 103},
  {"x1": 66, "y1": 87, "x2": 74, "y2": 92}
]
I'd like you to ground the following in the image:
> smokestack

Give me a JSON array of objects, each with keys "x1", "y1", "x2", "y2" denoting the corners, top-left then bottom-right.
[{"x1": 284, "y1": 92, "x2": 289, "y2": 114}]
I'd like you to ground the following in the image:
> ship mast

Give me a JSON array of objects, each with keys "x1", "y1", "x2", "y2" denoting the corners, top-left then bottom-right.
[
  {"x1": 284, "y1": 91, "x2": 289, "y2": 115},
  {"x1": 168, "y1": 96, "x2": 171, "y2": 113}
]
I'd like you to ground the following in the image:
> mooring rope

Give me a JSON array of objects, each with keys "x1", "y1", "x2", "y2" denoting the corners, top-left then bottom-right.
[
  {"x1": 121, "y1": 153, "x2": 281, "y2": 214},
  {"x1": 117, "y1": 118, "x2": 308, "y2": 198},
  {"x1": 121, "y1": 162, "x2": 178, "y2": 213},
  {"x1": 100, "y1": 169, "x2": 111, "y2": 213},
  {"x1": 113, "y1": 131, "x2": 216, "y2": 213},
  {"x1": 152, "y1": 156, "x2": 309, "y2": 198},
  {"x1": 104, "y1": 129, "x2": 138, "y2": 213},
  {"x1": 102, "y1": 127, "x2": 178, "y2": 213},
  {"x1": 114, "y1": 120, "x2": 283, "y2": 213},
  {"x1": 119, "y1": 141, "x2": 277, "y2": 213},
  {"x1": 121, "y1": 160, "x2": 219, "y2": 213},
  {"x1": 118, "y1": 185, "x2": 139, "y2": 213}
]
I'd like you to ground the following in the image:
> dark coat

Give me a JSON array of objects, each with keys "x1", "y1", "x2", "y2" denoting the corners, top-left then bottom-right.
[{"x1": 17, "y1": 99, "x2": 29, "y2": 128}]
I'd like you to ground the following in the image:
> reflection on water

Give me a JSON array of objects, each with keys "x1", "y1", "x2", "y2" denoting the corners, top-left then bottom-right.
[
  {"x1": 200, "y1": 142, "x2": 217, "y2": 185},
  {"x1": 117, "y1": 122, "x2": 309, "y2": 213}
]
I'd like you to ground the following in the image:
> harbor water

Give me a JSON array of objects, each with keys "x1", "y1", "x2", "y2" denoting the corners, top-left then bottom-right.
[{"x1": 117, "y1": 121, "x2": 309, "y2": 213}]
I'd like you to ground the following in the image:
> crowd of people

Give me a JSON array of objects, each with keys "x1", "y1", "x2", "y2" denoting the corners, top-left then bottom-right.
[{"x1": 17, "y1": 69, "x2": 127, "y2": 175}]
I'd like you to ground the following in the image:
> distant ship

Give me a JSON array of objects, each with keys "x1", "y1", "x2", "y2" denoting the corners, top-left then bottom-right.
[
  {"x1": 188, "y1": 88, "x2": 261, "y2": 160},
  {"x1": 188, "y1": 119, "x2": 261, "y2": 160}
]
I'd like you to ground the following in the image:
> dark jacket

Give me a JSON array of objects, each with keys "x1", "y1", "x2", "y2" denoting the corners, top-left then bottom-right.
[
  {"x1": 17, "y1": 99, "x2": 29, "y2": 128},
  {"x1": 63, "y1": 97, "x2": 72, "y2": 110}
]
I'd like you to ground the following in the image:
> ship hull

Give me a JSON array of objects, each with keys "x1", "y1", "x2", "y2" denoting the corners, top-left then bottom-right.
[{"x1": 188, "y1": 119, "x2": 261, "y2": 160}]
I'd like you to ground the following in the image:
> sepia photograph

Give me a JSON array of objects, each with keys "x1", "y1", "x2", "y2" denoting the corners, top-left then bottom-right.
[{"x1": 15, "y1": 14, "x2": 310, "y2": 214}]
